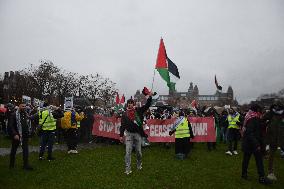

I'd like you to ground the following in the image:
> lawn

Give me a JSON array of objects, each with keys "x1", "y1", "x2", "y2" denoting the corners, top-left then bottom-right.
[
  {"x1": 0, "y1": 142, "x2": 283, "y2": 189},
  {"x1": 0, "y1": 134, "x2": 40, "y2": 148}
]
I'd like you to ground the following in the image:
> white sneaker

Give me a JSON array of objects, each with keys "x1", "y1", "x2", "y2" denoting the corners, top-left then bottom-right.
[
  {"x1": 137, "y1": 164, "x2": 142, "y2": 170},
  {"x1": 225, "y1": 151, "x2": 233, "y2": 156},
  {"x1": 124, "y1": 170, "x2": 132, "y2": 175},
  {"x1": 233, "y1": 150, "x2": 238, "y2": 155},
  {"x1": 267, "y1": 173, "x2": 277, "y2": 181},
  {"x1": 70, "y1": 150, "x2": 78, "y2": 154}
]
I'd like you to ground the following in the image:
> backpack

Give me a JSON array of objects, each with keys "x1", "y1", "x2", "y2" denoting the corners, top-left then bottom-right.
[{"x1": 61, "y1": 111, "x2": 72, "y2": 129}]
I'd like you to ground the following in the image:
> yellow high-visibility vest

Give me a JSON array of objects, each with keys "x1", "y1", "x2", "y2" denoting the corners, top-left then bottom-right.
[
  {"x1": 227, "y1": 114, "x2": 240, "y2": 129},
  {"x1": 39, "y1": 110, "x2": 56, "y2": 131},
  {"x1": 175, "y1": 118, "x2": 190, "y2": 139}
]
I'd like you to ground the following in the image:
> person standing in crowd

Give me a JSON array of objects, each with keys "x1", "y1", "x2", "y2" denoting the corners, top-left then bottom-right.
[
  {"x1": 38, "y1": 103, "x2": 63, "y2": 161},
  {"x1": 262, "y1": 100, "x2": 284, "y2": 181},
  {"x1": 74, "y1": 106, "x2": 84, "y2": 143},
  {"x1": 169, "y1": 111, "x2": 193, "y2": 160},
  {"x1": 8, "y1": 104, "x2": 33, "y2": 170},
  {"x1": 225, "y1": 108, "x2": 241, "y2": 156},
  {"x1": 241, "y1": 104, "x2": 272, "y2": 184},
  {"x1": 119, "y1": 93, "x2": 152, "y2": 175},
  {"x1": 61, "y1": 108, "x2": 84, "y2": 154},
  {"x1": 201, "y1": 106, "x2": 218, "y2": 151},
  {"x1": 219, "y1": 110, "x2": 228, "y2": 144},
  {"x1": 0, "y1": 107, "x2": 7, "y2": 135}
]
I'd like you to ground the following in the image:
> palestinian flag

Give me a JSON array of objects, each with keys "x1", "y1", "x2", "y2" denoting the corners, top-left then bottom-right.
[
  {"x1": 114, "y1": 93, "x2": 124, "y2": 113},
  {"x1": 115, "y1": 93, "x2": 120, "y2": 104},
  {"x1": 120, "y1": 94, "x2": 125, "y2": 104},
  {"x1": 155, "y1": 38, "x2": 180, "y2": 92}
]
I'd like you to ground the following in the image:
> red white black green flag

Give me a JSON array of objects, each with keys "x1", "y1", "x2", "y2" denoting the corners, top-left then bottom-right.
[{"x1": 155, "y1": 38, "x2": 180, "y2": 91}]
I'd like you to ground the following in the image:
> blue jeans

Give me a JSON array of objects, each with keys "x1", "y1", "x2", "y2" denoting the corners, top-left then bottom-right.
[
  {"x1": 220, "y1": 127, "x2": 227, "y2": 143},
  {"x1": 39, "y1": 130, "x2": 55, "y2": 158},
  {"x1": 125, "y1": 132, "x2": 142, "y2": 171}
]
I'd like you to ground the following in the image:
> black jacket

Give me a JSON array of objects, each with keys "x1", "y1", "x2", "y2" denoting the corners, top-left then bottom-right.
[
  {"x1": 8, "y1": 111, "x2": 30, "y2": 138},
  {"x1": 120, "y1": 97, "x2": 152, "y2": 137},
  {"x1": 242, "y1": 117, "x2": 263, "y2": 152}
]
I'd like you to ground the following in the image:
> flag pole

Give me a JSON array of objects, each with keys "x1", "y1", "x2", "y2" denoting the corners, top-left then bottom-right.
[{"x1": 151, "y1": 69, "x2": 156, "y2": 91}]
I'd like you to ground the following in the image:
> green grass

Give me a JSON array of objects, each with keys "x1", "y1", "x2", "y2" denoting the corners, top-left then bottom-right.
[
  {"x1": 0, "y1": 143, "x2": 283, "y2": 189},
  {"x1": 0, "y1": 134, "x2": 40, "y2": 148}
]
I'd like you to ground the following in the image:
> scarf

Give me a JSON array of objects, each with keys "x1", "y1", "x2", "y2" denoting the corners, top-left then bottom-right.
[
  {"x1": 243, "y1": 110, "x2": 261, "y2": 128},
  {"x1": 15, "y1": 110, "x2": 22, "y2": 137},
  {"x1": 126, "y1": 108, "x2": 143, "y2": 127},
  {"x1": 126, "y1": 108, "x2": 135, "y2": 121}
]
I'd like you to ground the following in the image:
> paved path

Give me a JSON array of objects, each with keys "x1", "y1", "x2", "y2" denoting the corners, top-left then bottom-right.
[{"x1": 0, "y1": 143, "x2": 101, "y2": 156}]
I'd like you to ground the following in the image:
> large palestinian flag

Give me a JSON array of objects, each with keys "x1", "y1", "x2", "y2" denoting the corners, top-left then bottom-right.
[{"x1": 155, "y1": 38, "x2": 180, "y2": 92}]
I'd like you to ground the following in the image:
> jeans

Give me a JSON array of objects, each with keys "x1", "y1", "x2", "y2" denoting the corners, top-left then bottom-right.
[
  {"x1": 39, "y1": 130, "x2": 55, "y2": 158},
  {"x1": 125, "y1": 132, "x2": 142, "y2": 171},
  {"x1": 220, "y1": 127, "x2": 227, "y2": 143}
]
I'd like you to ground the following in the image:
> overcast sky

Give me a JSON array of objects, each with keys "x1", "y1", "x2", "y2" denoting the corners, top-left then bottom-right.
[{"x1": 1, "y1": 0, "x2": 284, "y2": 104}]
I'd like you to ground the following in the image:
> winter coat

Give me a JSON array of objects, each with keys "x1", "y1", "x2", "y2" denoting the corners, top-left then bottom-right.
[
  {"x1": 61, "y1": 111, "x2": 84, "y2": 129},
  {"x1": 262, "y1": 107, "x2": 284, "y2": 147},
  {"x1": 242, "y1": 117, "x2": 264, "y2": 153},
  {"x1": 120, "y1": 97, "x2": 152, "y2": 137},
  {"x1": 8, "y1": 111, "x2": 30, "y2": 138}
]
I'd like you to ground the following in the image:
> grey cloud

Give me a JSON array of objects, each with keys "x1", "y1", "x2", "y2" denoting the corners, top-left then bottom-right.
[{"x1": 1, "y1": 0, "x2": 284, "y2": 104}]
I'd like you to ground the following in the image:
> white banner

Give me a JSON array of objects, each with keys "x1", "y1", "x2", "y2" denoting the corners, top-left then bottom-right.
[
  {"x1": 33, "y1": 98, "x2": 41, "y2": 107},
  {"x1": 22, "y1": 95, "x2": 31, "y2": 104},
  {"x1": 64, "y1": 97, "x2": 73, "y2": 111}
]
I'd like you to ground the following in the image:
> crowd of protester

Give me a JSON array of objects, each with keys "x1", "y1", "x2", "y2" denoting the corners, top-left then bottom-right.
[{"x1": 0, "y1": 99, "x2": 283, "y2": 184}]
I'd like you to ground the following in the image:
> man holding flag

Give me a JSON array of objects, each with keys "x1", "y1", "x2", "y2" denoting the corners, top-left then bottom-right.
[{"x1": 119, "y1": 91, "x2": 153, "y2": 175}]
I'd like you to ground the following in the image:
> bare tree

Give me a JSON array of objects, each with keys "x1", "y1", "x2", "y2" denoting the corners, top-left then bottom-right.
[
  {"x1": 54, "y1": 70, "x2": 78, "y2": 106},
  {"x1": 2, "y1": 60, "x2": 117, "y2": 106},
  {"x1": 99, "y1": 78, "x2": 117, "y2": 107},
  {"x1": 85, "y1": 73, "x2": 104, "y2": 105},
  {"x1": 24, "y1": 60, "x2": 60, "y2": 101}
]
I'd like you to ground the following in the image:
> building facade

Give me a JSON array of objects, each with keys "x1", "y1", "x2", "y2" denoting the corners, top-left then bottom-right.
[
  {"x1": 2, "y1": 71, "x2": 22, "y2": 104},
  {"x1": 134, "y1": 82, "x2": 238, "y2": 108}
]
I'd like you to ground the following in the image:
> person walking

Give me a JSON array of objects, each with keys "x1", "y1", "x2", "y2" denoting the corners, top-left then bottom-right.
[
  {"x1": 119, "y1": 94, "x2": 152, "y2": 175},
  {"x1": 8, "y1": 104, "x2": 33, "y2": 170},
  {"x1": 262, "y1": 100, "x2": 284, "y2": 181},
  {"x1": 241, "y1": 104, "x2": 272, "y2": 184}
]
